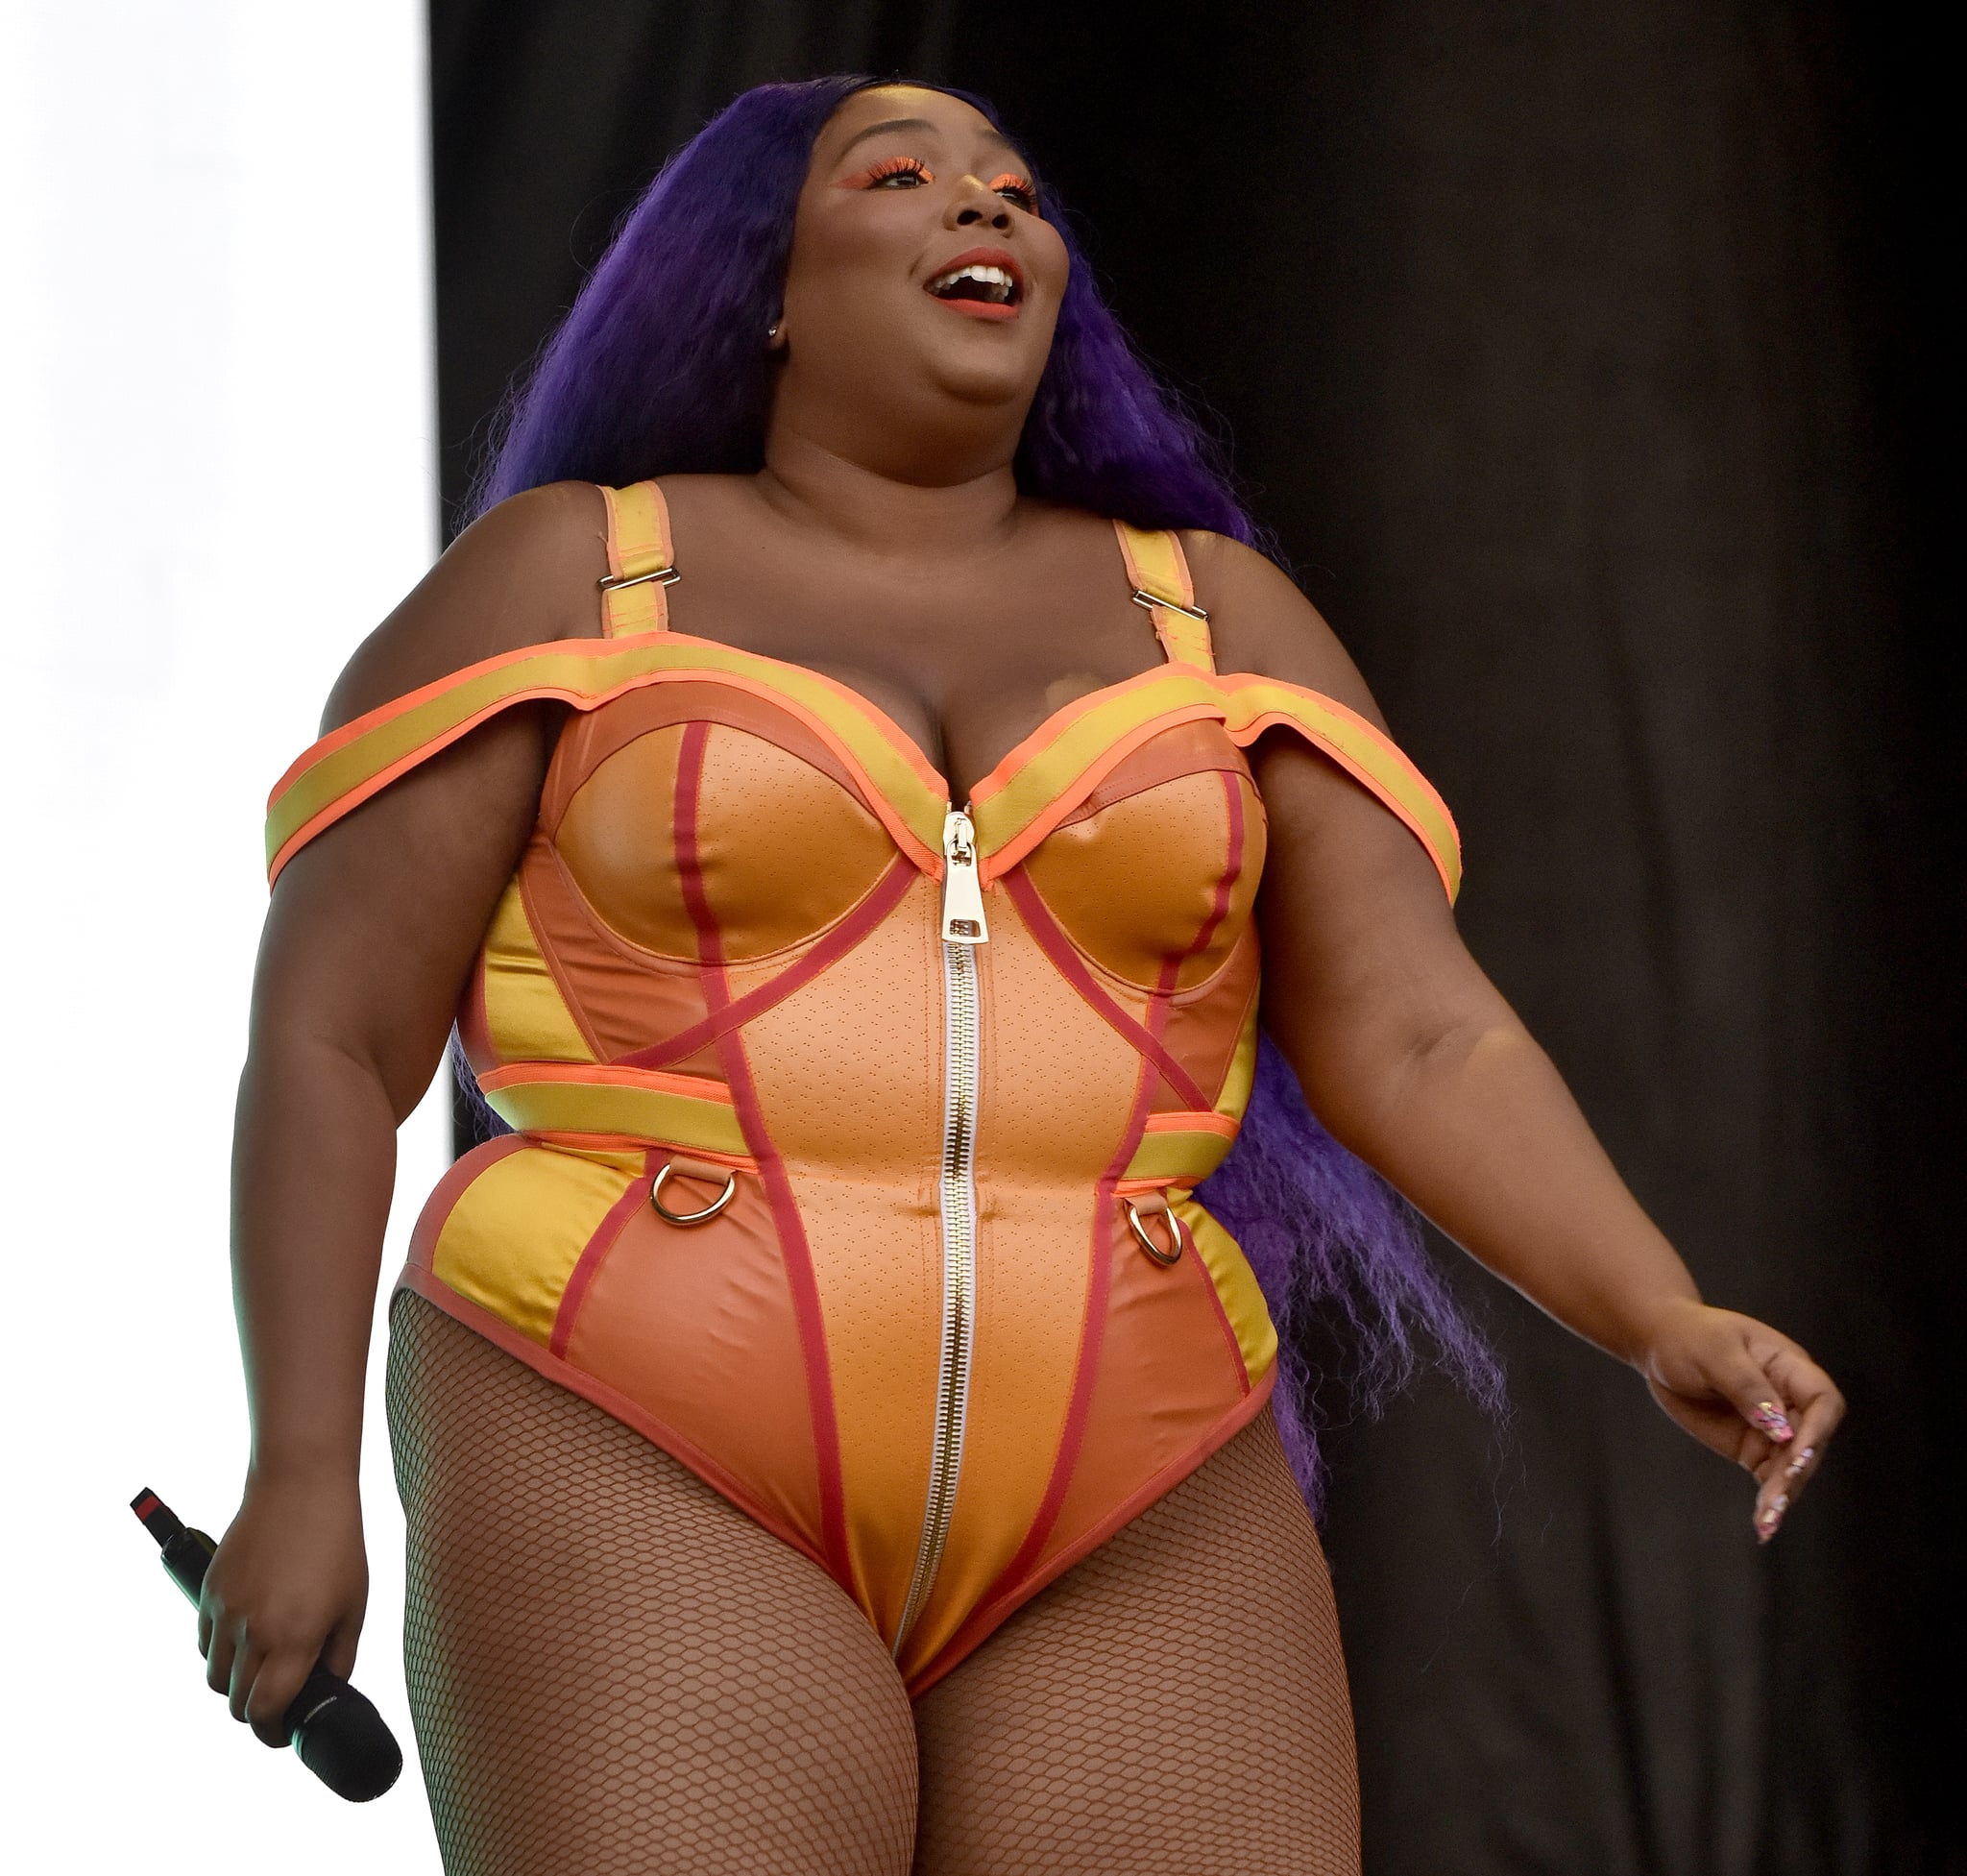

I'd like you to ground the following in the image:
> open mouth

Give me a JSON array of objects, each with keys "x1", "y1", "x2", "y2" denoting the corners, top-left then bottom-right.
[{"x1": 925, "y1": 249, "x2": 1024, "y2": 317}]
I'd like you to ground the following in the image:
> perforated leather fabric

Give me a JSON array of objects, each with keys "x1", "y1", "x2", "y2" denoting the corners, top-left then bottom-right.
[{"x1": 389, "y1": 1291, "x2": 1359, "y2": 1875}]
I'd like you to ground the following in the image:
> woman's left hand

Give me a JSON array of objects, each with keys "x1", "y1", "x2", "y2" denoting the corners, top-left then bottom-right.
[{"x1": 1637, "y1": 1299, "x2": 1845, "y2": 1543}]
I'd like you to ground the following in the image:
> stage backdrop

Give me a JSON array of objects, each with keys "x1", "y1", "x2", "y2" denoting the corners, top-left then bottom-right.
[{"x1": 427, "y1": 5, "x2": 1955, "y2": 1871}]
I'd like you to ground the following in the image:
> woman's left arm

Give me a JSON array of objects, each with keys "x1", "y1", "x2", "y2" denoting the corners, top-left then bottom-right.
[{"x1": 1195, "y1": 534, "x2": 1844, "y2": 1541}]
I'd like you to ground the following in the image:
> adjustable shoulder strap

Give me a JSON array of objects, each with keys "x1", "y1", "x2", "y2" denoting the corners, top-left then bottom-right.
[
  {"x1": 1112, "y1": 521, "x2": 1215, "y2": 672},
  {"x1": 597, "y1": 480, "x2": 678, "y2": 636}
]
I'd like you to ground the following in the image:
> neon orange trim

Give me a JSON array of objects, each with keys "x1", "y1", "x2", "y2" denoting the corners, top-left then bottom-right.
[
  {"x1": 548, "y1": 1166, "x2": 654, "y2": 1357},
  {"x1": 968, "y1": 667, "x2": 1460, "y2": 901},
  {"x1": 271, "y1": 614, "x2": 1455, "y2": 906},
  {"x1": 266, "y1": 633, "x2": 948, "y2": 885},
  {"x1": 613, "y1": 857, "x2": 915, "y2": 1071},
  {"x1": 399, "y1": 1266, "x2": 831, "y2": 1578},
  {"x1": 1142, "y1": 1110, "x2": 1239, "y2": 1139},
  {"x1": 968, "y1": 666, "x2": 1195, "y2": 816},
  {"x1": 268, "y1": 634, "x2": 595, "y2": 790},
  {"x1": 677, "y1": 719, "x2": 853, "y2": 1588},
  {"x1": 673, "y1": 665, "x2": 943, "y2": 864},
  {"x1": 478, "y1": 1062, "x2": 750, "y2": 1156},
  {"x1": 1186, "y1": 1221, "x2": 1254, "y2": 1395},
  {"x1": 504, "y1": 1133, "x2": 756, "y2": 1165},
  {"x1": 1003, "y1": 868, "x2": 1211, "y2": 1109},
  {"x1": 477, "y1": 1061, "x2": 736, "y2": 1103},
  {"x1": 978, "y1": 702, "x2": 1226, "y2": 883},
  {"x1": 406, "y1": 1133, "x2": 529, "y2": 1271},
  {"x1": 904, "y1": 1369, "x2": 1276, "y2": 1699},
  {"x1": 1221, "y1": 691, "x2": 1459, "y2": 900},
  {"x1": 265, "y1": 636, "x2": 950, "y2": 836}
]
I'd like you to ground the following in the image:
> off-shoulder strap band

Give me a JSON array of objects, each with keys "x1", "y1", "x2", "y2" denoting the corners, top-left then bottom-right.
[
  {"x1": 1215, "y1": 675, "x2": 1460, "y2": 900},
  {"x1": 264, "y1": 634, "x2": 953, "y2": 889},
  {"x1": 1113, "y1": 521, "x2": 1215, "y2": 672},
  {"x1": 967, "y1": 667, "x2": 1462, "y2": 902},
  {"x1": 598, "y1": 481, "x2": 677, "y2": 636}
]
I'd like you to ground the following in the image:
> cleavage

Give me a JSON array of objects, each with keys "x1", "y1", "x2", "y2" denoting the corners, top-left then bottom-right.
[{"x1": 656, "y1": 528, "x2": 1164, "y2": 799}]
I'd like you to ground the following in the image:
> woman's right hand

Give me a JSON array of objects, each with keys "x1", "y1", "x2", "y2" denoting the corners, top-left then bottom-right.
[
  {"x1": 206, "y1": 492, "x2": 582, "y2": 1754},
  {"x1": 198, "y1": 1473, "x2": 369, "y2": 1747}
]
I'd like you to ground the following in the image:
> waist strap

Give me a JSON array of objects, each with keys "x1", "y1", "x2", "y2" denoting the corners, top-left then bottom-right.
[
  {"x1": 478, "y1": 1063, "x2": 752, "y2": 1159},
  {"x1": 1120, "y1": 1112, "x2": 1240, "y2": 1186},
  {"x1": 481, "y1": 1065, "x2": 1238, "y2": 1188}
]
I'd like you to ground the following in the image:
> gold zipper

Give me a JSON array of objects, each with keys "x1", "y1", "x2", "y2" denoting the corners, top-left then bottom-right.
[
  {"x1": 893, "y1": 809, "x2": 986, "y2": 1655},
  {"x1": 938, "y1": 805, "x2": 988, "y2": 942}
]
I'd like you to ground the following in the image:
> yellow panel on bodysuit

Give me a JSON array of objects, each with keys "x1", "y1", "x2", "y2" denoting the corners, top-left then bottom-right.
[
  {"x1": 1178, "y1": 1198, "x2": 1279, "y2": 1383},
  {"x1": 1217, "y1": 996, "x2": 1259, "y2": 1119},
  {"x1": 481, "y1": 878, "x2": 595, "y2": 1063},
  {"x1": 431, "y1": 1145, "x2": 638, "y2": 1345}
]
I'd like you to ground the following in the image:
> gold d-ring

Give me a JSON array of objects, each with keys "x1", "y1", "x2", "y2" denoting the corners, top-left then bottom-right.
[
  {"x1": 1124, "y1": 1197, "x2": 1188, "y2": 1266},
  {"x1": 650, "y1": 1161, "x2": 737, "y2": 1226}
]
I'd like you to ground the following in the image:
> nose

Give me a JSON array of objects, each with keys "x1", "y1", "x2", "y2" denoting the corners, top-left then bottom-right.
[{"x1": 944, "y1": 176, "x2": 1013, "y2": 233}]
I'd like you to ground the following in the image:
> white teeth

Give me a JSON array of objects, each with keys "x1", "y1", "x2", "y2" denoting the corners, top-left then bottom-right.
[{"x1": 928, "y1": 263, "x2": 1016, "y2": 304}]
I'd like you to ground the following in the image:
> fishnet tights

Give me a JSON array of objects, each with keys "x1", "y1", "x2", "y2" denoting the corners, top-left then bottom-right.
[
  {"x1": 914, "y1": 1402, "x2": 1361, "y2": 1874},
  {"x1": 387, "y1": 1290, "x2": 1359, "y2": 1874}
]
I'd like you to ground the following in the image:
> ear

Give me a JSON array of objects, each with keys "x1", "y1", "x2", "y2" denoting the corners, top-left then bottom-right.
[{"x1": 766, "y1": 316, "x2": 788, "y2": 353}]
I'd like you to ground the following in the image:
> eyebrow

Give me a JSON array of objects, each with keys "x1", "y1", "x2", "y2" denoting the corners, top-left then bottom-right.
[{"x1": 835, "y1": 115, "x2": 1020, "y2": 164}]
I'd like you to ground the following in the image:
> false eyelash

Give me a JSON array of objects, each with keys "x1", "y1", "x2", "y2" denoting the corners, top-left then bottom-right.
[
  {"x1": 862, "y1": 154, "x2": 934, "y2": 186},
  {"x1": 987, "y1": 173, "x2": 1039, "y2": 209}
]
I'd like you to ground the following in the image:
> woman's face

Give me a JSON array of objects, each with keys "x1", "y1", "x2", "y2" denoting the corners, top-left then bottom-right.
[{"x1": 774, "y1": 85, "x2": 1070, "y2": 468}]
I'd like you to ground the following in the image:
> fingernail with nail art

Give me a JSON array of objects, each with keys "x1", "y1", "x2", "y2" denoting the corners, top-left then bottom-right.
[
  {"x1": 1757, "y1": 1493, "x2": 1789, "y2": 1542},
  {"x1": 1751, "y1": 1401, "x2": 1794, "y2": 1441},
  {"x1": 1785, "y1": 1445, "x2": 1815, "y2": 1478}
]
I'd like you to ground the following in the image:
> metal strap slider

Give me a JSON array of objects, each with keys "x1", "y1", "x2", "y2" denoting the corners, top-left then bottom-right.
[
  {"x1": 1129, "y1": 588, "x2": 1208, "y2": 623},
  {"x1": 597, "y1": 564, "x2": 682, "y2": 593}
]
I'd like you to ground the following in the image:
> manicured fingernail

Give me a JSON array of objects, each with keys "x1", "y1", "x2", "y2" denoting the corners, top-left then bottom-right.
[
  {"x1": 1756, "y1": 1493, "x2": 1789, "y2": 1543},
  {"x1": 1750, "y1": 1401, "x2": 1794, "y2": 1441},
  {"x1": 1785, "y1": 1445, "x2": 1816, "y2": 1479}
]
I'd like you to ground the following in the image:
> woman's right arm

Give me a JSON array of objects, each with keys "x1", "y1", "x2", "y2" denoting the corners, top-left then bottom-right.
[{"x1": 199, "y1": 483, "x2": 607, "y2": 1745}]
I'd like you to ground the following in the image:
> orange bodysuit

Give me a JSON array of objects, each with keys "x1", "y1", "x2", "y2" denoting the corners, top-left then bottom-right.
[{"x1": 266, "y1": 484, "x2": 1460, "y2": 1694}]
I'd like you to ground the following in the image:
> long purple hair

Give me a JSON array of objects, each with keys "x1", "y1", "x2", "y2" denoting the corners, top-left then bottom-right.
[{"x1": 471, "y1": 76, "x2": 1502, "y2": 1512}]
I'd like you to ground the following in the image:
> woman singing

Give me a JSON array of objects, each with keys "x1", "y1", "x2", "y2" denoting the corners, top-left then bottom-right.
[{"x1": 200, "y1": 77, "x2": 1844, "y2": 1873}]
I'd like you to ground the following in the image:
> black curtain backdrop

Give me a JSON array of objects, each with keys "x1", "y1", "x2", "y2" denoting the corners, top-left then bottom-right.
[{"x1": 428, "y1": 6, "x2": 1957, "y2": 1870}]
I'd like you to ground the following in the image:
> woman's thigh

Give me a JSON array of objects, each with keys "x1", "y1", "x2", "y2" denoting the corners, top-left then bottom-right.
[
  {"x1": 385, "y1": 1290, "x2": 918, "y2": 1876},
  {"x1": 912, "y1": 1402, "x2": 1360, "y2": 1876}
]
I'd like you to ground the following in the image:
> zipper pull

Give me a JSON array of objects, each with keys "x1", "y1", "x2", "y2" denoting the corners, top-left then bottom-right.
[{"x1": 941, "y1": 807, "x2": 989, "y2": 943}]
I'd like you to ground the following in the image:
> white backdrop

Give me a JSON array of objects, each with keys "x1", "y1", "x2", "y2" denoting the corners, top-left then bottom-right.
[{"x1": 2, "y1": 3, "x2": 446, "y2": 1866}]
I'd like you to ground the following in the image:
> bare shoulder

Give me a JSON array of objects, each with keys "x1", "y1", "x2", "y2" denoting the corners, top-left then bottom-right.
[
  {"x1": 1179, "y1": 529, "x2": 1388, "y2": 731},
  {"x1": 322, "y1": 481, "x2": 609, "y2": 733}
]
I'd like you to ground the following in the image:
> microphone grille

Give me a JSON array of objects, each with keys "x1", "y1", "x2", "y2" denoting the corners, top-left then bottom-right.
[{"x1": 292, "y1": 1685, "x2": 404, "y2": 1803}]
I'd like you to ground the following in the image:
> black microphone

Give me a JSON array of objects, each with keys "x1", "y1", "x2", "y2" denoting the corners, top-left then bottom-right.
[{"x1": 131, "y1": 1487, "x2": 403, "y2": 1803}]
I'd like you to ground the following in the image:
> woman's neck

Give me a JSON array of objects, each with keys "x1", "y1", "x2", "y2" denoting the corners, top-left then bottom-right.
[{"x1": 756, "y1": 423, "x2": 1023, "y2": 567}]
